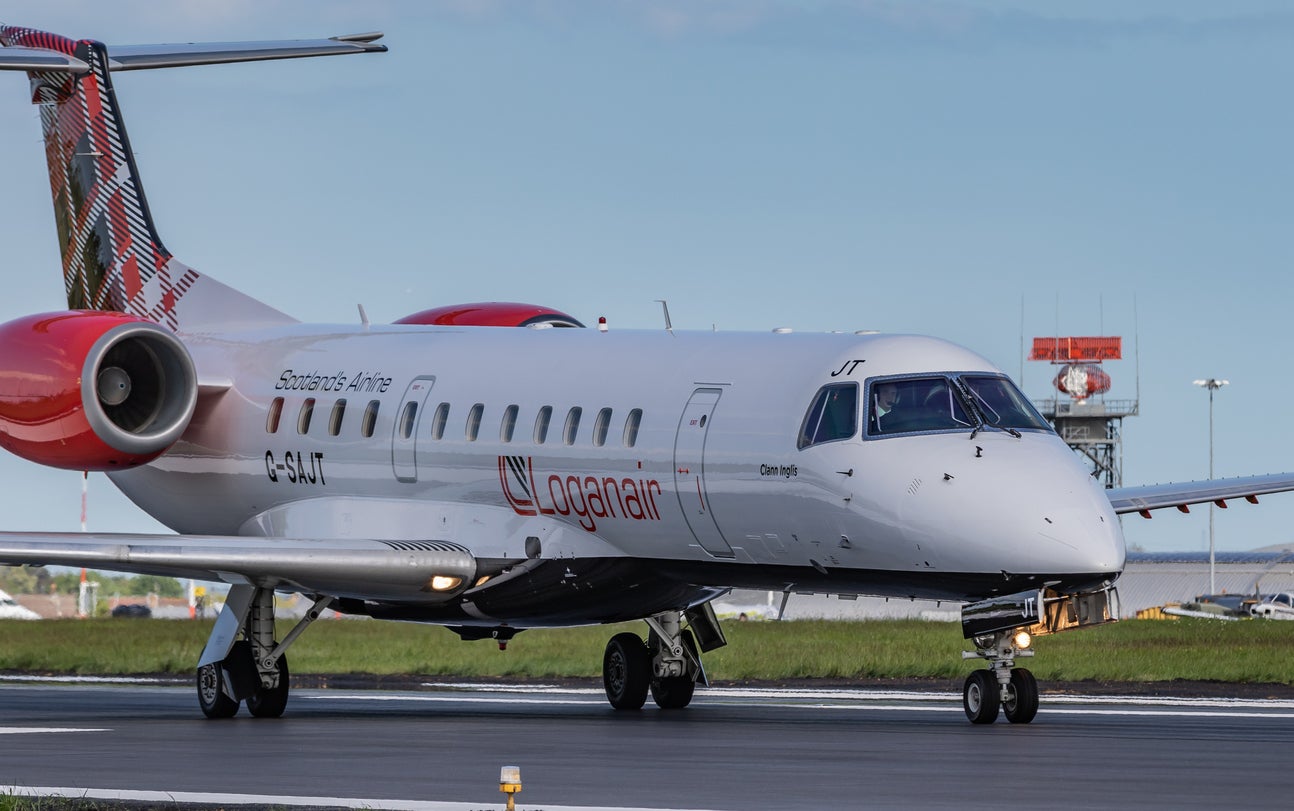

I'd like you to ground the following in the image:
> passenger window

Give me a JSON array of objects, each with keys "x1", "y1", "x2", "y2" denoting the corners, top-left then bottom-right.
[
  {"x1": 266, "y1": 397, "x2": 284, "y2": 433},
  {"x1": 564, "y1": 407, "x2": 582, "y2": 445},
  {"x1": 623, "y1": 408, "x2": 642, "y2": 448},
  {"x1": 329, "y1": 399, "x2": 347, "y2": 436},
  {"x1": 798, "y1": 384, "x2": 857, "y2": 449},
  {"x1": 398, "y1": 401, "x2": 418, "y2": 440},
  {"x1": 431, "y1": 402, "x2": 450, "y2": 440},
  {"x1": 361, "y1": 400, "x2": 380, "y2": 438},
  {"x1": 500, "y1": 404, "x2": 519, "y2": 442},
  {"x1": 869, "y1": 377, "x2": 971, "y2": 436},
  {"x1": 593, "y1": 408, "x2": 612, "y2": 447},
  {"x1": 297, "y1": 398, "x2": 315, "y2": 435},
  {"x1": 534, "y1": 406, "x2": 552, "y2": 444},
  {"x1": 466, "y1": 403, "x2": 484, "y2": 441}
]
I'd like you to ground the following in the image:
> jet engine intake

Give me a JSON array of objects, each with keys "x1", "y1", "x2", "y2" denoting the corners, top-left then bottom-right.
[{"x1": 0, "y1": 311, "x2": 197, "y2": 469}]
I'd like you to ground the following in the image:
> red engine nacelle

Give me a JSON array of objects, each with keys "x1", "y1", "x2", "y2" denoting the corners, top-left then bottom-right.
[
  {"x1": 0, "y1": 311, "x2": 198, "y2": 470},
  {"x1": 394, "y1": 302, "x2": 584, "y2": 328}
]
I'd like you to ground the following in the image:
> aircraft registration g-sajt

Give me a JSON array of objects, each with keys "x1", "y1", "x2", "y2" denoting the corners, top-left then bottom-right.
[{"x1": 2, "y1": 24, "x2": 1294, "y2": 726}]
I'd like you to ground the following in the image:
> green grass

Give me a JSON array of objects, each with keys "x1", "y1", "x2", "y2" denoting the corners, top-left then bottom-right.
[{"x1": 0, "y1": 617, "x2": 1291, "y2": 685}]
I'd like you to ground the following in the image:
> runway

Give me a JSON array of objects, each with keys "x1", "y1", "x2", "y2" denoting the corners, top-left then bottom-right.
[{"x1": 2, "y1": 679, "x2": 1292, "y2": 810}]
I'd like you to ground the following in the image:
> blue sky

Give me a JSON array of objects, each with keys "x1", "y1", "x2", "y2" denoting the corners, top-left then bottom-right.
[{"x1": 1, "y1": 1, "x2": 1293, "y2": 555}]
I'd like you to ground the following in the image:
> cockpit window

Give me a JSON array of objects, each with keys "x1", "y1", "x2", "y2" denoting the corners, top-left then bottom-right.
[
  {"x1": 798, "y1": 383, "x2": 858, "y2": 449},
  {"x1": 869, "y1": 376, "x2": 972, "y2": 435},
  {"x1": 961, "y1": 376, "x2": 1052, "y2": 432}
]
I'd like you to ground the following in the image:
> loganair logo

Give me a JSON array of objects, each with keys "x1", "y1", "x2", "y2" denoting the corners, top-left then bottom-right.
[{"x1": 498, "y1": 456, "x2": 662, "y2": 533}]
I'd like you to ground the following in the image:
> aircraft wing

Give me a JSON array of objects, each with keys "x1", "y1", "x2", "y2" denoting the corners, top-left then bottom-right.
[
  {"x1": 0, "y1": 532, "x2": 476, "y2": 603},
  {"x1": 1161, "y1": 605, "x2": 1243, "y2": 621},
  {"x1": 1106, "y1": 472, "x2": 1294, "y2": 516}
]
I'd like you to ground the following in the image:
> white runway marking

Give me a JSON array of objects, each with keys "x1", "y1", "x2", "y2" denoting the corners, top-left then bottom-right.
[
  {"x1": 0, "y1": 728, "x2": 108, "y2": 735},
  {"x1": 0, "y1": 674, "x2": 184, "y2": 685},
  {"x1": 325, "y1": 682, "x2": 1294, "y2": 720},
  {"x1": 0, "y1": 785, "x2": 726, "y2": 811},
  {"x1": 307, "y1": 693, "x2": 601, "y2": 707},
  {"x1": 425, "y1": 681, "x2": 1294, "y2": 710}
]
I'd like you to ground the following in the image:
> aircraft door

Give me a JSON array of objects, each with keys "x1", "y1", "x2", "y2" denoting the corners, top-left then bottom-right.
[
  {"x1": 392, "y1": 376, "x2": 436, "y2": 483},
  {"x1": 674, "y1": 387, "x2": 735, "y2": 558}
]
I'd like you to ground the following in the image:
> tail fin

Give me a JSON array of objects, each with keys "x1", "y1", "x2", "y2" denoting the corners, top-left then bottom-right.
[{"x1": 0, "y1": 25, "x2": 385, "y2": 330}]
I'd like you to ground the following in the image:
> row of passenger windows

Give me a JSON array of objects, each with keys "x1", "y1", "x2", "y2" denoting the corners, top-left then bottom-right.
[
  {"x1": 267, "y1": 397, "x2": 382, "y2": 438},
  {"x1": 266, "y1": 397, "x2": 643, "y2": 448}
]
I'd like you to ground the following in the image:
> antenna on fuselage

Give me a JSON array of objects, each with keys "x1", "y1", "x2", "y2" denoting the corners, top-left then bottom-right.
[
  {"x1": 358, "y1": 304, "x2": 370, "y2": 329},
  {"x1": 655, "y1": 299, "x2": 673, "y2": 334}
]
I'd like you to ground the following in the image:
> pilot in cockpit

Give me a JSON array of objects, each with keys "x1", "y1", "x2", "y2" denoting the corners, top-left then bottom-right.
[{"x1": 873, "y1": 382, "x2": 900, "y2": 431}]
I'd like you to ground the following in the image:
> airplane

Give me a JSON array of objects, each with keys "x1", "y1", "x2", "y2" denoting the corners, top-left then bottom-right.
[{"x1": 2, "y1": 23, "x2": 1293, "y2": 726}]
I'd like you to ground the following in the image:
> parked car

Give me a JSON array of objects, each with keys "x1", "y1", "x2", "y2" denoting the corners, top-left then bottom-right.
[
  {"x1": 111, "y1": 603, "x2": 152, "y2": 618},
  {"x1": 0, "y1": 589, "x2": 40, "y2": 620}
]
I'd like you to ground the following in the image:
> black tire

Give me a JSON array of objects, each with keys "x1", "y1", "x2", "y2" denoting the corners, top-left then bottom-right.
[
  {"x1": 650, "y1": 629, "x2": 699, "y2": 710},
  {"x1": 650, "y1": 673, "x2": 696, "y2": 709},
  {"x1": 197, "y1": 663, "x2": 239, "y2": 719},
  {"x1": 1002, "y1": 667, "x2": 1039, "y2": 725},
  {"x1": 245, "y1": 653, "x2": 290, "y2": 718},
  {"x1": 603, "y1": 632, "x2": 651, "y2": 710},
  {"x1": 963, "y1": 669, "x2": 1000, "y2": 724}
]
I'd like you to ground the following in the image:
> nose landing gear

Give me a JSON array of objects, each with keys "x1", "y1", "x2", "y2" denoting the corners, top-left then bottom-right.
[
  {"x1": 959, "y1": 584, "x2": 1118, "y2": 725},
  {"x1": 961, "y1": 630, "x2": 1038, "y2": 724}
]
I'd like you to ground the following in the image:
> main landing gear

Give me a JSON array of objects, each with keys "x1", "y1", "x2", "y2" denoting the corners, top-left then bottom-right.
[
  {"x1": 961, "y1": 630, "x2": 1038, "y2": 725},
  {"x1": 196, "y1": 584, "x2": 332, "y2": 719},
  {"x1": 602, "y1": 604, "x2": 727, "y2": 711}
]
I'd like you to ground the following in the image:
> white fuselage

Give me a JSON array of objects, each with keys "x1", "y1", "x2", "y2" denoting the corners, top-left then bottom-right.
[{"x1": 110, "y1": 324, "x2": 1125, "y2": 623}]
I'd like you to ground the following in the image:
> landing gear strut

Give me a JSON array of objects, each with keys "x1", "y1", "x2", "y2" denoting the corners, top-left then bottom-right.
[
  {"x1": 195, "y1": 584, "x2": 332, "y2": 719},
  {"x1": 602, "y1": 603, "x2": 726, "y2": 711},
  {"x1": 958, "y1": 585, "x2": 1119, "y2": 725},
  {"x1": 961, "y1": 630, "x2": 1037, "y2": 725}
]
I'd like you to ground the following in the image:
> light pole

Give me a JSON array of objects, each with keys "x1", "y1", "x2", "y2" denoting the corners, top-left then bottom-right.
[{"x1": 1193, "y1": 378, "x2": 1228, "y2": 594}]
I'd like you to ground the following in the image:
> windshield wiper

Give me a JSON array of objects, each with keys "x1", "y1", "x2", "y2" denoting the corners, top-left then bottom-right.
[{"x1": 970, "y1": 423, "x2": 1021, "y2": 439}]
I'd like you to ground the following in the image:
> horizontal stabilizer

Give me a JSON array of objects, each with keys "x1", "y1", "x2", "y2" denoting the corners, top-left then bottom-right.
[
  {"x1": 0, "y1": 45, "x2": 88, "y2": 72},
  {"x1": 0, "y1": 28, "x2": 385, "y2": 74},
  {"x1": 107, "y1": 33, "x2": 386, "y2": 71}
]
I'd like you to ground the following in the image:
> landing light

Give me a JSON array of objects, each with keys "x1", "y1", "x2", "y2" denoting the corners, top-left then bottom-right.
[
  {"x1": 429, "y1": 575, "x2": 462, "y2": 592},
  {"x1": 1013, "y1": 630, "x2": 1032, "y2": 650}
]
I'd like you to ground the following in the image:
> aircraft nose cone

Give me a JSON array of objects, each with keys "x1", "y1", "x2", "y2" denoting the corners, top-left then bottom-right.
[
  {"x1": 894, "y1": 433, "x2": 1126, "y2": 584},
  {"x1": 990, "y1": 441, "x2": 1126, "y2": 579},
  {"x1": 1031, "y1": 496, "x2": 1125, "y2": 575}
]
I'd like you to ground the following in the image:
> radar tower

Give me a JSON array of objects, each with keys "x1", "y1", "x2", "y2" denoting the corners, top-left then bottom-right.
[{"x1": 1030, "y1": 336, "x2": 1138, "y2": 489}]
